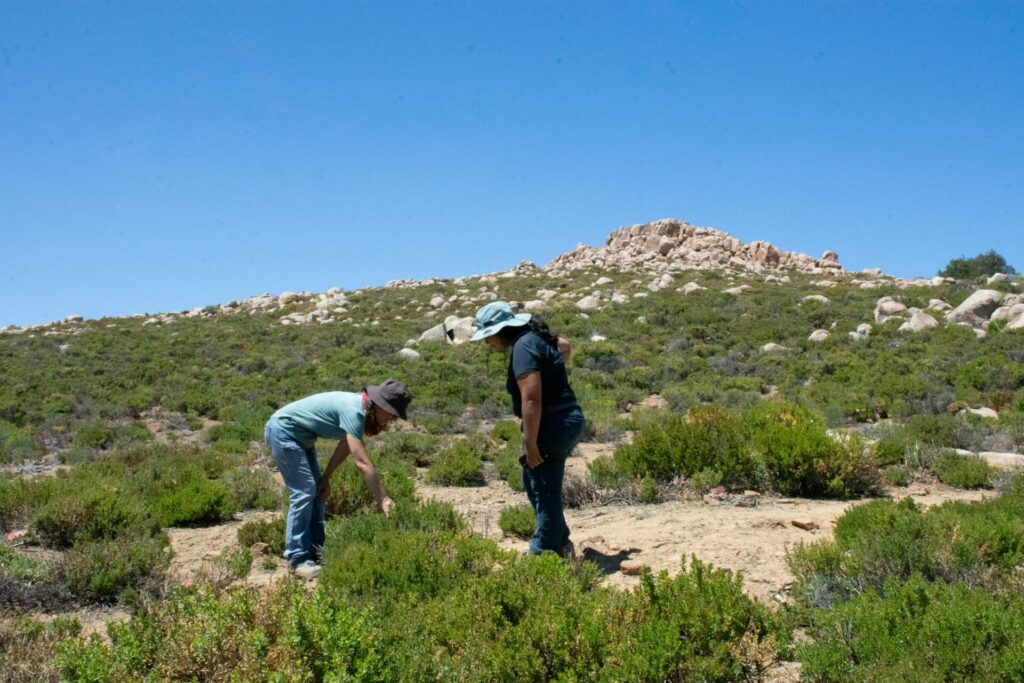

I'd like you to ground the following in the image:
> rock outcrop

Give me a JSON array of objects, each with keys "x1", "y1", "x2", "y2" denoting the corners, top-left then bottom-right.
[{"x1": 545, "y1": 219, "x2": 844, "y2": 276}]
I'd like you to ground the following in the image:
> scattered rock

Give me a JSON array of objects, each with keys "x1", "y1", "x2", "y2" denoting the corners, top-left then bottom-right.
[
  {"x1": 791, "y1": 519, "x2": 819, "y2": 532},
  {"x1": 680, "y1": 282, "x2": 705, "y2": 295},
  {"x1": 899, "y1": 311, "x2": 939, "y2": 332},
  {"x1": 723, "y1": 285, "x2": 751, "y2": 295},
  {"x1": 808, "y1": 329, "x2": 830, "y2": 342},
  {"x1": 250, "y1": 542, "x2": 270, "y2": 556},
  {"x1": 575, "y1": 295, "x2": 602, "y2": 311},
  {"x1": 800, "y1": 295, "x2": 831, "y2": 305},
  {"x1": 398, "y1": 348, "x2": 421, "y2": 360},
  {"x1": 874, "y1": 297, "x2": 908, "y2": 323},
  {"x1": 987, "y1": 273, "x2": 1009, "y2": 284},
  {"x1": 848, "y1": 323, "x2": 873, "y2": 341},
  {"x1": 620, "y1": 560, "x2": 648, "y2": 576},
  {"x1": 965, "y1": 407, "x2": 999, "y2": 420},
  {"x1": 761, "y1": 343, "x2": 790, "y2": 354},
  {"x1": 946, "y1": 289, "x2": 1004, "y2": 325}
]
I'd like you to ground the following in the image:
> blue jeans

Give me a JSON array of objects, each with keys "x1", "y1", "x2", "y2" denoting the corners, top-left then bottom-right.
[
  {"x1": 522, "y1": 406, "x2": 585, "y2": 555},
  {"x1": 265, "y1": 423, "x2": 324, "y2": 566}
]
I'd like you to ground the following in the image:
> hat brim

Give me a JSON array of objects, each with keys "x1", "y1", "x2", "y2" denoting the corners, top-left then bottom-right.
[
  {"x1": 365, "y1": 385, "x2": 408, "y2": 420},
  {"x1": 469, "y1": 313, "x2": 532, "y2": 342}
]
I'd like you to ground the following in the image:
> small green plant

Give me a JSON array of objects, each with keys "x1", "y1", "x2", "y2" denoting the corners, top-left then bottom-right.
[
  {"x1": 425, "y1": 442, "x2": 485, "y2": 486},
  {"x1": 237, "y1": 517, "x2": 285, "y2": 557},
  {"x1": 933, "y1": 450, "x2": 995, "y2": 489},
  {"x1": 884, "y1": 464, "x2": 911, "y2": 487},
  {"x1": 498, "y1": 504, "x2": 535, "y2": 539},
  {"x1": 636, "y1": 475, "x2": 662, "y2": 503}
]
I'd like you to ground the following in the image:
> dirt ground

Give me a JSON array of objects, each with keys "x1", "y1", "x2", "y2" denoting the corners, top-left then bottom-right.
[{"x1": 419, "y1": 442, "x2": 993, "y2": 602}]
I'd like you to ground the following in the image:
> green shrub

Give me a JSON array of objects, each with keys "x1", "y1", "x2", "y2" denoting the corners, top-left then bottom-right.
[
  {"x1": 588, "y1": 454, "x2": 628, "y2": 488},
  {"x1": 799, "y1": 574, "x2": 1024, "y2": 681},
  {"x1": 72, "y1": 421, "x2": 115, "y2": 450},
  {"x1": 748, "y1": 403, "x2": 879, "y2": 498},
  {"x1": 57, "y1": 582, "x2": 383, "y2": 682},
  {"x1": 933, "y1": 450, "x2": 995, "y2": 489},
  {"x1": 224, "y1": 466, "x2": 281, "y2": 511},
  {"x1": 237, "y1": 516, "x2": 285, "y2": 557},
  {"x1": 0, "y1": 545, "x2": 52, "y2": 583},
  {"x1": 498, "y1": 504, "x2": 535, "y2": 539},
  {"x1": 0, "y1": 420, "x2": 40, "y2": 463},
  {"x1": 491, "y1": 420, "x2": 520, "y2": 443},
  {"x1": 939, "y1": 249, "x2": 1017, "y2": 279},
  {"x1": 614, "y1": 404, "x2": 751, "y2": 485},
  {"x1": 884, "y1": 465, "x2": 911, "y2": 487},
  {"x1": 59, "y1": 535, "x2": 170, "y2": 598},
  {"x1": 31, "y1": 487, "x2": 158, "y2": 549},
  {"x1": 789, "y1": 483, "x2": 1024, "y2": 608},
  {"x1": 426, "y1": 442, "x2": 485, "y2": 486},
  {"x1": 372, "y1": 431, "x2": 441, "y2": 467},
  {"x1": 321, "y1": 514, "x2": 500, "y2": 606},
  {"x1": 155, "y1": 476, "x2": 236, "y2": 527},
  {"x1": 323, "y1": 453, "x2": 417, "y2": 516},
  {"x1": 636, "y1": 476, "x2": 662, "y2": 504},
  {"x1": 600, "y1": 557, "x2": 788, "y2": 682}
]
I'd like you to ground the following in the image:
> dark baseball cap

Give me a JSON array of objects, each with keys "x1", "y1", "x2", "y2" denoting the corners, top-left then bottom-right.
[{"x1": 365, "y1": 379, "x2": 412, "y2": 420}]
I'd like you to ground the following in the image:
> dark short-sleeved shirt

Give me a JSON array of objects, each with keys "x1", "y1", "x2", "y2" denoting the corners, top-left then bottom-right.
[{"x1": 506, "y1": 331, "x2": 578, "y2": 418}]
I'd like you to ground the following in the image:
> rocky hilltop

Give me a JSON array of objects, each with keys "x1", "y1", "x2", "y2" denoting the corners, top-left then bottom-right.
[{"x1": 546, "y1": 219, "x2": 842, "y2": 275}]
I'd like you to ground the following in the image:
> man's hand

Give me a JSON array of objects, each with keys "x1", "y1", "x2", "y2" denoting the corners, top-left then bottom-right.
[
  {"x1": 379, "y1": 496, "x2": 394, "y2": 517},
  {"x1": 316, "y1": 479, "x2": 331, "y2": 502},
  {"x1": 525, "y1": 441, "x2": 545, "y2": 469}
]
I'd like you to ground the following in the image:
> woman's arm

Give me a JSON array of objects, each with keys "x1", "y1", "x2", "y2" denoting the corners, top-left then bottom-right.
[
  {"x1": 347, "y1": 434, "x2": 394, "y2": 515},
  {"x1": 557, "y1": 336, "x2": 572, "y2": 365},
  {"x1": 517, "y1": 371, "x2": 544, "y2": 468}
]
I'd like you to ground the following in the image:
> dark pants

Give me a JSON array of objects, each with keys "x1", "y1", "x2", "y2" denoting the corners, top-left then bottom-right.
[{"x1": 522, "y1": 406, "x2": 585, "y2": 555}]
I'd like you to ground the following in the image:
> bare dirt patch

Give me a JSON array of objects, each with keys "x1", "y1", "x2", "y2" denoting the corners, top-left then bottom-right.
[{"x1": 418, "y1": 441, "x2": 994, "y2": 603}]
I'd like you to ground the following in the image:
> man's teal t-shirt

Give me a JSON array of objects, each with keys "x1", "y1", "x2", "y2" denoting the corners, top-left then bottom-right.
[{"x1": 268, "y1": 391, "x2": 365, "y2": 448}]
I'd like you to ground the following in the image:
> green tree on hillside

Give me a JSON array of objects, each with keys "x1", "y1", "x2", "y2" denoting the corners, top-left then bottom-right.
[{"x1": 939, "y1": 250, "x2": 1017, "y2": 279}]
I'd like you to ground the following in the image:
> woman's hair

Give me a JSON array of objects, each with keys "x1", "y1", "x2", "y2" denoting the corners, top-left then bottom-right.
[{"x1": 496, "y1": 314, "x2": 558, "y2": 348}]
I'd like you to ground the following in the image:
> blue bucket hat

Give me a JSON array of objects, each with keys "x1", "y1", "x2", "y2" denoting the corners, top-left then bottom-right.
[{"x1": 470, "y1": 301, "x2": 531, "y2": 341}]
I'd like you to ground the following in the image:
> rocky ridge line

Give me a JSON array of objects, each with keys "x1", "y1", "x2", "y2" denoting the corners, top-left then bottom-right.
[{"x1": 546, "y1": 218, "x2": 843, "y2": 276}]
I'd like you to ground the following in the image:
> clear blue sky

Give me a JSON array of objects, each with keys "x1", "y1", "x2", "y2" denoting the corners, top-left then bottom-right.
[{"x1": 2, "y1": 2, "x2": 1021, "y2": 327}]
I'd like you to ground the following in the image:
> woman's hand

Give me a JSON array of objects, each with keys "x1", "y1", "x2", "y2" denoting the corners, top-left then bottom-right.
[
  {"x1": 379, "y1": 496, "x2": 395, "y2": 517},
  {"x1": 524, "y1": 441, "x2": 545, "y2": 469}
]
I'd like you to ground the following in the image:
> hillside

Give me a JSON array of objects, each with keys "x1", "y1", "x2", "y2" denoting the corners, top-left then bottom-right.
[{"x1": 2, "y1": 218, "x2": 1024, "y2": 681}]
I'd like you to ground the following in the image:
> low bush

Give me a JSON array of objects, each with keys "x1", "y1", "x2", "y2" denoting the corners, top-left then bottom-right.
[
  {"x1": 56, "y1": 582, "x2": 384, "y2": 682},
  {"x1": 320, "y1": 502, "x2": 499, "y2": 606},
  {"x1": 748, "y1": 403, "x2": 880, "y2": 498},
  {"x1": 491, "y1": 420, "x2": 520, "y2": 443},
  {"x1": 933, "y1": 450, "x2": 995, "y2": 489},
  {"x1": 788, "y1": 481, "x2": 1024, "y2": 609},
  {"x1": 30, "y1": 486, "x2": 158, "y2": 549},
  {"x1": 323, "y1": 453, "x2": 417, "y2": 516},
  {"x1": 0, "y1": 420, "x2": 40, "y2": 463},
  {"x1": 58, "y1": 535, "x2": 170, "y2": 599},
  {"x1": 372, "y1": 431, "x2": 442, "y2": 467},
  {"x1": 425, "y1": 441, "x2": 485, "y2": 486},
  {"x1": 799, "y1": 574, "x2": 1024, "y2": 681},
  {"x1": 237, "y1": 516, "x2": 285, "y2": 557},
  {"x1": 614, "y1": 404, "x2": 751, "y2": 485},
  {"x1": 498, "y1": 504, "x2": 535, "y2": 539},
  {"x1": 223, "y1": 466, "x2": 281, "y2": 511},
  {"x1": 1, "y1": 615, "x2": 81, "y2": 683},
  {"x1": 154, "y1": 475, "x2": 237, "y2": 527}
]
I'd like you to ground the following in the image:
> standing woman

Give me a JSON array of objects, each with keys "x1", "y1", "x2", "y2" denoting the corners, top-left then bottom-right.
[
  {"x1": 472, "y1": 302, "x2": 585, "y2": 557},
  {"x1": 264, "y1": 379, "x2": 412, "y2": 579}
]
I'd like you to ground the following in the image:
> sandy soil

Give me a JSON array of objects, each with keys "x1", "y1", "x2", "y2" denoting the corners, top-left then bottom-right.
[{"x1": 419, "y1": 442, "x2": 994, "y2": 602}]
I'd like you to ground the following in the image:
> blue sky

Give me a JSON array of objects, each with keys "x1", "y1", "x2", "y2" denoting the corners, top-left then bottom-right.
[{"x1": 1, "y1": 1, "x2": 1021, "y2": 327}]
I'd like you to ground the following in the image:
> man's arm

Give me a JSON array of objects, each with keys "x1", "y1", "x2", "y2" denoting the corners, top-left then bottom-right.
[
  {"x1": 517, "y1": 371, "x2": 544, "y2": 469},
  {"x1": 316, "y1": 438, "x2": 351, "y2": 501},
  {"x1": 347, "y1": 434, "x2": 393, "y2": 515}
]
